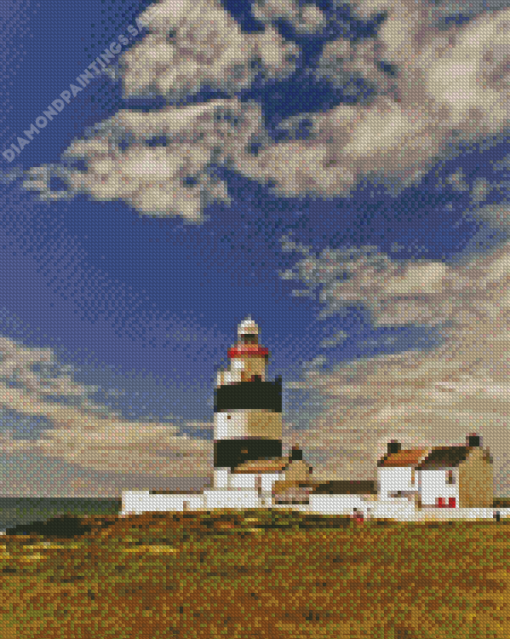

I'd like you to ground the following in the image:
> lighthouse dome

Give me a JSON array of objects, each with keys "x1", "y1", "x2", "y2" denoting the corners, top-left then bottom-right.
[{"x1": 238, "y1": 316, "x2": 259, "y2": 335}]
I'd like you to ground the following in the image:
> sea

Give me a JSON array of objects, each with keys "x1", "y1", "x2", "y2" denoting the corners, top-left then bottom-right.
[{"x1": 0, "y1": 497, "x2": 121, "y2": 533}]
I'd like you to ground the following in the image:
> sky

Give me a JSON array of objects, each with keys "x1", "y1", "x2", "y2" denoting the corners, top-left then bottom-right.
[{"x1": 2, "y1": 0, "x2": 510, "y2": 497}]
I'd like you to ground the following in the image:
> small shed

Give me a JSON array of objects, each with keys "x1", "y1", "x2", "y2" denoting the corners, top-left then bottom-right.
[
  {"x1": 272, "y1": 480, "x2": 321, "y2": 504},
  {"x1": 311, "y1": 480, "x2": 378, "y2": 497},
  {"x1": 230, "y1": 444, "x2": 313, "y2": 494},
  {"x1": 308, "y1": 480, "x2": 378, "y2": 514}
]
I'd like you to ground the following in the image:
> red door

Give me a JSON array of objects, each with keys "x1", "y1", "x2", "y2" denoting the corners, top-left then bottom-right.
[
  {"x1": 436, "y1": 497, "x2": 445, "y2": 508},
  {"x1": 448, "y1": 497, "x2": 456, "y2": 508}
]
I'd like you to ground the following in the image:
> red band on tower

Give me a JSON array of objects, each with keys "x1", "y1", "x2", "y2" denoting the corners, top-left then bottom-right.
[{"x1": 228, "y1": 345, "x2": 269, "y2": 358}]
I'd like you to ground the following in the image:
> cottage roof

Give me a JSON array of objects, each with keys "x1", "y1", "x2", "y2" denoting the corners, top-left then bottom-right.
[
  {"x1": 377, "y1": 449, "x2": 429, "y2": 468},
  {"x1": 416, "y1": 445, "x2": 494, "y2": 469},
  {"x1": 311, "y1": 480, "x2": 377, "y2": 495},
  {"x1": 379, "y1": 444, "x2": 493, "y2": 470}
]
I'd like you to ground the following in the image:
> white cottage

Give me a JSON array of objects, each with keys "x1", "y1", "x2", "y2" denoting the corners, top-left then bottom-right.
[
  {"x1": 377, "y1": 440, "x2": 428, "y2": 504},
  {"x1": 377, "y1": 434, "x2": 494, "y2": 509}
]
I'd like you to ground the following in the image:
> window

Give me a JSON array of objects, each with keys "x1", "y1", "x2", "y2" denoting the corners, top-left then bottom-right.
[
  {"x1": 411, "y1": 469, "x2": 415, "y2": 485},
  {"x1": 446, "y1": 470, "x2": 454, "y2": 484},
  {"x1": 227, "y1": 415, "x2": 231, "y2": 420}
]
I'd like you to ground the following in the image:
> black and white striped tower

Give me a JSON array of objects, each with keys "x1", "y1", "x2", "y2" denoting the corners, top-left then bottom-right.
[{"x1": 213, "y1": 317, "x2": 282, "y2": 488}]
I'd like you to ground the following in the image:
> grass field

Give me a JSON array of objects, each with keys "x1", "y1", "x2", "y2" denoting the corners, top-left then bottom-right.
[{"x1": 0, "y1": 509, "x2": 508, "y2": 638}]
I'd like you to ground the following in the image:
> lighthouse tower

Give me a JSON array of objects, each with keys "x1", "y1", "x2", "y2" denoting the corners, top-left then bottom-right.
[{"x1": 213, "y1": 317, "x2": 283, "y2": 489}]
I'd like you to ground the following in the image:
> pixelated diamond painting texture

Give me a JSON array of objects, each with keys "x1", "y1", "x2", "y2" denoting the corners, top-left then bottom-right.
[{"x1": 1, "y1": 0, "x2": 510, "y2": 637}]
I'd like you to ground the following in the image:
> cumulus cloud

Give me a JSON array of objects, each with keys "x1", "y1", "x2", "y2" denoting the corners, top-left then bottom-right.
[
  {"x1": 237, "y1": 1, "x2": 510, "y2": 198},
  {"x1": 23, "y1": 99, "x2": 265, "y2": 223},
  {"x1": 465, "y1": 202, "x2": 510, "y2": 231},
  {"x1": 251, "y1": 0, "x2": 327, "y2": 34},
  {"x1": 282, "y1": 235, "x2": 510, "y2": 495},
  {"x1": 315, "y1": 37, "x2": 399, "y2": 99},
  {"x1": 118, "y1": 0, "x2": 301, "y2": 100},
  {"x1": 0, "y1": 381, "x2": 213, "y2": 478},
  {"x1": 279, "y1": 232, "x2": 462, "y2": 327},
  {"x1": 344, "y1": 0, "x2": 510, "y2": 22},
  {"x1": 0, "y1": 336, "x2": 213, "y2": 483},
  {"x1": 20, "y1": 0, "x2": 301, "y2": 222},
  {"x1": 17, "y1": 0, "x2": 510, "y2": 220},
  {"x1": 0, "y1": 336, "x2": 101, "y2": 407},
  {"x1": 319, "y1": 329, "x2": 349, "y2": 348}
]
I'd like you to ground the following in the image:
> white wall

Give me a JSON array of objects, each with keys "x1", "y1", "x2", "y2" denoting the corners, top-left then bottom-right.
[
  {"x1": 371, "y1": 500, "x2": 417, "y2": 520},
  {"x1": 120, "y1": 490, "x2": 510, "y2": 519},
  {"x1": 121, "y1": 491, "x2": 205, "y2": 515},
  {"x1": 228, "y1": 472, "x2": 281, "y2": 491},
  {"x1": 419, "y1": 468, "x2": 459, "y2": 506},
  {"x1": 229, "y1": 473, "x2": 257, "y2": 490},
  {"x1": 121, "y1": 489, "x2": 262, "y2": 514},
  {"x1": 203, "y1": 489, "x2": 261, "y2": 510},
  {"x1": 261, "y1": 473, "x2": 281, "y2": 493},
  {"x1": 309, "y1": 494, "x2": 367, "y2": 515},
  {"x1": 378, "y1": 467, "x2": 417, "y2": 500},
  {"x1": 214, "y1": 468, "x2": 230, "y2": 489}
]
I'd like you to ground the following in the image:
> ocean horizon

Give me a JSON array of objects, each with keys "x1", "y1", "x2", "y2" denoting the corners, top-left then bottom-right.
[{"x1": 0, "y1": 497, "x2": 121, "y2": 533}]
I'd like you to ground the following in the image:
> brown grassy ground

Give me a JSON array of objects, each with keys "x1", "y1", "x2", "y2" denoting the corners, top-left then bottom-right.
[{"x1": 0, "y1": 509, "x2": 509, "y2": 638}]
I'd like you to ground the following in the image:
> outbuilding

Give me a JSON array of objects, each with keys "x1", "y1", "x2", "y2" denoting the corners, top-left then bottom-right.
[{"x1": 377, "y1": 434, "x2": 493, "y2": 508}]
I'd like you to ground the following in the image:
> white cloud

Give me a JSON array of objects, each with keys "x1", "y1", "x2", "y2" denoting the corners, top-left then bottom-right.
[
  {"x1": 251, "y1": 0, "x2": 327, "y2": 34},
  {"x1": 238, "y1": 3, "x2": 510, "y2": 198},
  {"x1": 0, "y1": 335, "x2": 214, "y2": 490},
  {"x1": 0, "y1": 380, "x2": 213, "y2": 477},
  {"x1": 320, "y1": 330, "x2": 349, "y2": 347},
  {"x1": 0, "y1": 336, "x2": 100, "y2": 405},
  {"x1": 24, "y1": 98, "x2": 265, "y2": 223},
  {"x1": 280, "y1": 236, "x2": 510, "y2": 494},
  {"x1": 279, "y1": 234, "x2": 461, "y2": 327},
  {"x1": 18, "y1": 0, "x2": 510, "y2": 221},
  {"x1": 120, "y1": 0, "x2": 300, "y2": 99}
]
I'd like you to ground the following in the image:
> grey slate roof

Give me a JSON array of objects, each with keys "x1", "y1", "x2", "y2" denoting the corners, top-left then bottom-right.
[
  {"x1": 417, "y1": 446, "x2": 493, "y2": 469},
  {"x1": 416, "y1": 446, "x2": 469, "y2": 469},
  {"x1": 311, "y1": 480, "x2": 377, "y2": 495}
]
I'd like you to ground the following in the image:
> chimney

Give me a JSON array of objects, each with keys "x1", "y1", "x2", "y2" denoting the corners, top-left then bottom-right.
[
  {"x1": 291, "y1": 444, "x2": 302, "y2": 461},
  {"x1": 387, "y1": 440, "x2": 401, "y2": 455},
  {"x1": 467, "y1": 433, "x2": 481, "y2": 447}
]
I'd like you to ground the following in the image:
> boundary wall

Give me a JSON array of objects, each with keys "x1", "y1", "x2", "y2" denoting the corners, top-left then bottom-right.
[{"x1": 121, "y1": 490, "x2": 510, "y2": 521}]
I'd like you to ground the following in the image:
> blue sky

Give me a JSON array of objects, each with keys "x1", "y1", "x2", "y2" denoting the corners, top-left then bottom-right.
[{"x1": 2, "y1": 0, "x2": 510, "y2": 496}]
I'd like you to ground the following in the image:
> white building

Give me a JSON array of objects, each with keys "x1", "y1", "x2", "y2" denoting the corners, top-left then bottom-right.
[{"x1": 377, "y1": 434, "x2": 494, "y2": 509}]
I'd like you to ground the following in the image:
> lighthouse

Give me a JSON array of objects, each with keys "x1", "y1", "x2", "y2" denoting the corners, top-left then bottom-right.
[{"x1": 213, "y1": 317, "x2": 283, "y2": 489}]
